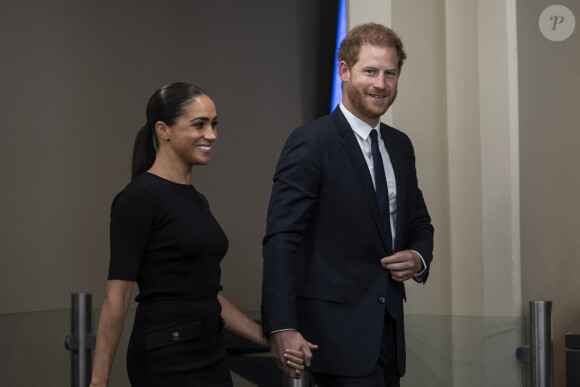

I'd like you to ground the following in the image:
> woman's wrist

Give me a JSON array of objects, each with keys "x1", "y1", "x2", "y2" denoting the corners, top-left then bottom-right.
[{"x1": 261, "y1": 335, "x2": 270, "y2": 349}]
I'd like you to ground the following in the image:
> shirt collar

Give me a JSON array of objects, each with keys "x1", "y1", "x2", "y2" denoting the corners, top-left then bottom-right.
[{"x1": 339, "y1": 103, "x2": 381, "y2": 141}]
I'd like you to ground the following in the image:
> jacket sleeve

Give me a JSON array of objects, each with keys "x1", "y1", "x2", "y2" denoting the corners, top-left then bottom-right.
[
  {"x1": 402, "y1": 136, "x2": 434, "y2": 284},
  {"x1": 261, "y1": 126, "x2": 321, "y2": 334}
]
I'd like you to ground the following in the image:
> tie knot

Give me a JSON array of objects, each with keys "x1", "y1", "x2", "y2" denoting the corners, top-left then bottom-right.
[{"x1": 370, "y1": 129, "x2": 379, "y2": 143}]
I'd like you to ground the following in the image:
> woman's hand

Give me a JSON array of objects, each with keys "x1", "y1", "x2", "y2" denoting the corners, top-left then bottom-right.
[
  {"x1": 284, "y1": 344, "x2": 318, "y2": 378},
  {"x1": 285, "y1": 348, "x2": 305, "y2": 369},
  {"x1": 284, "y1": 348, "x2": 306, "y2": 376}
]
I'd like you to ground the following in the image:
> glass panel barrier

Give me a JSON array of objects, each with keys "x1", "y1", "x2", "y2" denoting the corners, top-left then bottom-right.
[
  {"x1": 403, "y1": 314, "x2": 525, "y2": 387},
  {"x1": 0, "y1": 311, "x2": 524, "y2": 386}
]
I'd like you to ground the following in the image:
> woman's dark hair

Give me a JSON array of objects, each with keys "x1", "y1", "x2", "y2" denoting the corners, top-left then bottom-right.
[{"x1": 131, "y1": 82, "x2": 206, "y2": 180}]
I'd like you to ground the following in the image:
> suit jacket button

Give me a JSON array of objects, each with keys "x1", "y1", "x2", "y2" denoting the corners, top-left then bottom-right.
[
  {"x1": 172, "y1": 332, "x2": 181, "y2": 341},
  {"x1": 379, "y1": 297, "x2": 386, "y2": 304}
]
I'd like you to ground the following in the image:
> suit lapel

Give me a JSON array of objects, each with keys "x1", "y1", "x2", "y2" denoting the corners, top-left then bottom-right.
[{"x1": 331, "y1": 108, "x2": 392, "y2": 253}]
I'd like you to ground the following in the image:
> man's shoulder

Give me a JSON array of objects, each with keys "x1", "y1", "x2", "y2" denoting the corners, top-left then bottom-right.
[
  {"x1": 295, "y1": 110, "x2": 347, "y2": 136},
  {"x1": 303, "y1": 113, "x2": 335, "y2": 130},
  {"x1": 285, "y1": 114, "x2": 335, "y2": 142}
]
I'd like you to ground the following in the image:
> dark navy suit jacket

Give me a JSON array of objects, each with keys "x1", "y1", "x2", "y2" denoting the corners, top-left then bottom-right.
[{"x1": 262, "y1": 107, "x2": 434, "y2": 377}]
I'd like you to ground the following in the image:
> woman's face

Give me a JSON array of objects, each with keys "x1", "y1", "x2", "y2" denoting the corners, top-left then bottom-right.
[{"x1": 165, "y1": 94, "x2": 218, "y2": 166}]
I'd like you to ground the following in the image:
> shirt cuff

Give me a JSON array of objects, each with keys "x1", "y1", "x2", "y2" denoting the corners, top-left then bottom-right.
[
  {"x1": 411, "y1": 250, "x2": 427, "y2": 278},
  {"x1": 269, "y1": 328, "x2": 296, "y2": 335}
]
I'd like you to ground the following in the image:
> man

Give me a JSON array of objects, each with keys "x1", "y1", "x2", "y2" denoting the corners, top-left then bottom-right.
[{"x1": 262, "y1": 23, "x2": 434, "y2": 386}]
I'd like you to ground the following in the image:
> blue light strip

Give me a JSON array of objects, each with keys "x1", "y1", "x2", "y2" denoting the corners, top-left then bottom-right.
[{"x1": 330, "y1": 0, "x2": 347, "y2": 112}]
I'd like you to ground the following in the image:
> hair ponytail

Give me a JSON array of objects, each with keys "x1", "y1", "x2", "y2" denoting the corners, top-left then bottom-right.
[
  {"x1": 130, "y1": 82, "x2": 206, "y2": 180},
  {"x1": 131, "y1": 124, "x2": 156, "y2": 180}
]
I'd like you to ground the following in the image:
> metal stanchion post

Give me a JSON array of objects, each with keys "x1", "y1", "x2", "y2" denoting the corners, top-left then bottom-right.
[
  {"x1": 516, "y1": 300, "x2": 554, "y2": 387},
  {"x1": 65, "y1": 293, "x2": 96, "y2": 387},
  {"x1": 530, "y1": 301, "x2": 553, "y2": 387},
  {"x1": 284, "y1": 372, "x2": 311, "y2": 387}
]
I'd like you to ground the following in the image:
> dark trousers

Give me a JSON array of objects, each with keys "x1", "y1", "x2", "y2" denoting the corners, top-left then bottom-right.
[{"x1": 311, "y1": 313, "x2": 400, "y2": 387}]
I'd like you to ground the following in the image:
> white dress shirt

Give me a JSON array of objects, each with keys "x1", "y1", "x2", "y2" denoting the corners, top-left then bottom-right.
[
  {"x1": 339, "y1": 103, "x2": 426, "y2": 277},
  {"x1": 339, "y1": 104, "x2": 397, "y2": 247}
]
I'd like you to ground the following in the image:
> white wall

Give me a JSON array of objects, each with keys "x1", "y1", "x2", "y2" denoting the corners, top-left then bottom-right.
[
  {"x1": 518, "y1": 2, "x2": 580, "y2": 385},
  {"x1": 348, "y1": 0, "x2": 579, "y2": 385},
  {"x1": 347, "y1": 0, "x2": 526, "y2": 385}
]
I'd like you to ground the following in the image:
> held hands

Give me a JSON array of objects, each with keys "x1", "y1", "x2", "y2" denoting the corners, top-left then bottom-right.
[
  {"x1": 380, "y1": 250, "x2": 423, "y2": 282},
  {"x1": 269, "y1": 330, "x2": 318, "y2": 379},
  {"x1": 284, "y1": 348, "x2": 309, "y2": 376}
]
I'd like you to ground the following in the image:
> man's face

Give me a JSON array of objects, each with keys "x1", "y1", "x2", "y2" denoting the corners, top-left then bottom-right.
[{"x1": 340, "y1": 44, "x2": 400, "y2": 127}]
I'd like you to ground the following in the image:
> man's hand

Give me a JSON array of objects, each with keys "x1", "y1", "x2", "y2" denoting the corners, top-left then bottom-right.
[
  {"x1": 380, "y1": 250, "x2": 423, "y2": 282},
  {"x1": 269, "y1": 330, "x2": 318, "y2": 378}
]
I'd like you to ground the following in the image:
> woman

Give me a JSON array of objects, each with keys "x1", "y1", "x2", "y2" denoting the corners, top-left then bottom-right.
[{"x1": 90, "y1": 83, "x2": 313, "y2": 386}]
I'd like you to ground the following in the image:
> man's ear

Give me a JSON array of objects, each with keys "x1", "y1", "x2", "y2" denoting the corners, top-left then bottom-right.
[{"x1": 338, "y1": 61, "x2": 350, "y2": 82}]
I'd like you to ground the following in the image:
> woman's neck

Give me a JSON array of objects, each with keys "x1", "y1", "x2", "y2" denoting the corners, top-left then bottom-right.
[{"x1": 148, "y1": 158, "x2": 192, "y2": 185}]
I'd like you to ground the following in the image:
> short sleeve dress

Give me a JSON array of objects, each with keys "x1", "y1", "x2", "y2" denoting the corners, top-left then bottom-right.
[{"x1": 108, "y1": 172, "x2": 233, "y2": 386}]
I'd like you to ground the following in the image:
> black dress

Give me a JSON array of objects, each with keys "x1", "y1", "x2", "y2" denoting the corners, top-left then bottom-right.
[{"x1": 108, "y1": 172, "x2": 233, "y2": 386}]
